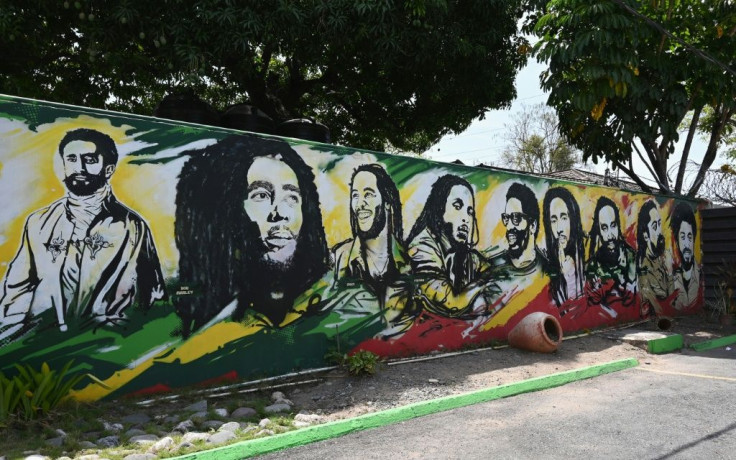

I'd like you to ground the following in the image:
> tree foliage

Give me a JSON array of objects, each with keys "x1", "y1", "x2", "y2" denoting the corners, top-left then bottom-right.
[
  {"x1": 0, "y1": 0, "x2": 529, "y2": 152},
  {"x1": 532, "y1": 0, "x2": 736, "y2": 196},
  {"x1": 500, "y1": 103, "x2": 582, "y2": 173}
]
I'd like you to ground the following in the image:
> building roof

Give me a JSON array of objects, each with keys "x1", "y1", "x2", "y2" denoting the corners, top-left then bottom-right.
[{"x1": 541, "y1": 168, "x2": 651, "y2": 192}]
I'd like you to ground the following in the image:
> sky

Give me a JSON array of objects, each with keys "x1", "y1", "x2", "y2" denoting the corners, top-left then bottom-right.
[{"x1": 422, "y1": 58, "x2": 725, "y2": 192}]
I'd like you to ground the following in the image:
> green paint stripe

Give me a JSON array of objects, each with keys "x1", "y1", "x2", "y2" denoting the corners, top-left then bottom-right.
[
  {"x1": 647, "y1": 334, "x2": 684, "y2": 354},
  {"x1": 690, "y1": 334, "x2": 736, "y2": 352},
  {"x1": 171, "y1": 358, "x2": 639, "y2": 460}
]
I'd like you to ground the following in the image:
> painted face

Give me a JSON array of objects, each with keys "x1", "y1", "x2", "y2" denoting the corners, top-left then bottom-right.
[
  {"x1": 549, "y1": 197, "x2": 570, "y2": 251},
  {"x1": 351, "y1": 171, "x2": 384, "y2": 235},
  {"x1": 443, "y1": 185, "x2": 474, "y2": 245},
  {"x1": 62, "y1": 140, "x2": 111, "y2": 195},
  {"x1": 645, "y1": 207, "x2": 664, "y2": 257},
  {"x1": 243, "y1": 155, "x2": 303, "y2": 264},
  {"x1": 598, "y1": 205, "x2": 619, "y2": 248},
  {"x1": 678, "y1": 221, "x2": 694, "y2": 267},
  {"x1": 504, "y1": 197, "x2": 531, "y2": 257}
]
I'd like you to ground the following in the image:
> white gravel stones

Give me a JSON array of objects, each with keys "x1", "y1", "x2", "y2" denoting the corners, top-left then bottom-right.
[
  {"x1": 218, "y1": 421, "x2": 240, "y2": 433},
  {"x1": 123, "y1": 454, "x2": 157, "y2": 460},
  {"x1": 258, "y1": 418, "x2": 271, "y2": 428},
  {"x1": 207, "y1": 430, "x2": 236, "y2": 445},
  {"x1": 181, "y1": 432, "x2": 210, "y2": 443},
  {"x1": 148, "y1": 436, "x2": 175, "y2": 453},
  {"x1": 294, "y1": 413, "x2": 323, "y2": 424},
  {"x1": 129, "y1": 434, "x2": 159, "y2": 445}
]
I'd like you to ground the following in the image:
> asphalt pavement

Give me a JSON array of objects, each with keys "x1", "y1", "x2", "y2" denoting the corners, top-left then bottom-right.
[{"x1": 257, "y1": 350, "x2": 736, "y2": 460}]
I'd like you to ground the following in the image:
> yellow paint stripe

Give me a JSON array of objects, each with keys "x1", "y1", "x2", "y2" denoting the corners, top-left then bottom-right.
[
  {"x1": 636, "y1": 367, "x2": 736, "y2": 382},
  {"x1": 481, "y1": 271, "x2": 547, "y2": 331}
]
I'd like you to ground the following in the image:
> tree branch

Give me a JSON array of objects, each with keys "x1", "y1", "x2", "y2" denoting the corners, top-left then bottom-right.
[
  {"x1": 688, "y1": 106, "x2": 733, "y2": 196},
  {"x1": 633, "y1": 142, "x2": 660, "y2": 186},
  {"x1": 675, "y1": 105, "x2": 702, "y2": 193},
  {"x1": 613, "y1": 160, "x2": 654, "y2": 193}
]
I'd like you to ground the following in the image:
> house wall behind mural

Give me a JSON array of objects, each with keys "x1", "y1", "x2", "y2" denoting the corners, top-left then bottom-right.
[{"x1": 0, "y1": 95, "x2": 705, "y2": 401}]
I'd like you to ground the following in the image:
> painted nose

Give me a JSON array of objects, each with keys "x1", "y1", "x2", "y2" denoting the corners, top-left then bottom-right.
[{"x1": 267, "y1": 201, "x2": 290, "y2": 223}]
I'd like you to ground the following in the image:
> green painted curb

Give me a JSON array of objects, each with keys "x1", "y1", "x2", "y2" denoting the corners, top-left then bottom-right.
[
  {"x1": 647, "y1": 334, "x2": 683, "y2": 354},
  {"x1": 171, "y1": 358, "x2": 639, "y2": 460},
  {"x1": 690, "y1": 334, "x2": 736, "y2": 352}
]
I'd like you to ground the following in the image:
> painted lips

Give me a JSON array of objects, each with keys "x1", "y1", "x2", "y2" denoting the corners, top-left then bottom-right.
[
  {"x1": 456, "y1": 224, "x2": 469, "y2": 240},
  {"x1": 356, "y1": 209, "x2": 373, "y2": 221},
  {"x1": 264, "y1": 227, "x2": 296, "y2": 250}
]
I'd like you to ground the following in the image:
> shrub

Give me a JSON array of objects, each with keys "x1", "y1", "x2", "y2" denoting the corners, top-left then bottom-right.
[
  {"x1": 0, "y1": 360, "x2": 108, "y2": 423},
  {"x1": 345, "y1": 350, "x2": 381, "y2": 376}
]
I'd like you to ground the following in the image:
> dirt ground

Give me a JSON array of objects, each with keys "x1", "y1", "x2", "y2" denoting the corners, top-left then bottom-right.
[{"x1": 288, "y1": 311, "x2": 736, "y2": 421}]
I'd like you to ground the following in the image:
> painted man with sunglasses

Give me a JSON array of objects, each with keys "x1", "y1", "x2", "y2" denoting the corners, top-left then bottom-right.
[{"x1": 499, "y1": 183, "x2": 546, "y2": 276}]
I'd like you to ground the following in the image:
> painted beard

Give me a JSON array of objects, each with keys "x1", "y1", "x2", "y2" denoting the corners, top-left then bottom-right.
[
  {"x1": 355, "y1": 203, "x2": 386, "y2": 241},
  {"x1": 443, "y1": 221, "x2": 471, "y2": 252},
  {"x1": 506, "y1": 227, "x2": 530, "y2": 259},
  {"x1": 679, "y1": 247, "x2": 694, "y2": 271},
  {"x1": 64, "y1": 172, "x2": 107, "y2": 196},
  {"x1": 596, "y1": 238, "x2": 620, "y2": 267},
  {"x1": 650, "y1": 233, "x2": 665, "y2": 258}
]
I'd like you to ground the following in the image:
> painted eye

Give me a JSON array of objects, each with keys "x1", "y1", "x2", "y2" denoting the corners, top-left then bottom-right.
[
  {"x1": 284, "y1": 193, "x2": 301, "y2": 205},
  {"x1": 249, "y1": 190, "x2": 270, "y2": 201}
]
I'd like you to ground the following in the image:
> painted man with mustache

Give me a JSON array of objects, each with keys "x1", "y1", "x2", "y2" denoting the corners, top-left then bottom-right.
[
  {"x1": 542, "y1": 187, "x2": 585, "y2": 314},
  {"x1": 175, "y1": 135, "x2": 329, "y2": 334},
  {"x1": 637, "y1": 200, "x2": 672, "y2": 317},
  {"x1": 407, "y1": 175, "x2": 497, "y2": 318},
  {"x1": 584, "y1": 197, "x2": 637, "y2": 317},
  {"x1": 500, "y1": 183, "x2": 545, "y2": 276},
  {"x1": 331, "y1": 164, "x2": 416, "y2": 331},
  {"x1": 671, "y1": 203, "x2": 701, "y2": 311},
  {"x1": 0, "y1": 128, "x2": 165, "y2": 340}
]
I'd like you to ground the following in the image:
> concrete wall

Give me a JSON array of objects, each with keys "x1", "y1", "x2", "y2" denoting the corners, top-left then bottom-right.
[{"x1": 0, "y1": 95, "x2": 705, "y2": 400}]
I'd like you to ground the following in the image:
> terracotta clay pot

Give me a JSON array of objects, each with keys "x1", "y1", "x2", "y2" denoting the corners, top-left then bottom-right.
[{"x1": 508, "y1": 312, "x2": 563, "y2": 353}]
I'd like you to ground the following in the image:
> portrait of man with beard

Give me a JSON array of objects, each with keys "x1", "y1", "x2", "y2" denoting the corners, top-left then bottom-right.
[
  {"x1": 406, "y1": 174, "x2": 498, "y2": 318},
  {"x1": 499, "y1": 182, "x2": 545, "y2": 276},
  {"x1": 584, "y1": 196, "x2": 637, "y2": 317},
  {"x1": 175, "y1": 135, "x2": 329, "y2": 336},
  {"x1": 542, "y1": 187, "x2": 585, "y2": 312},
  {"x1": 331, "y1": 164, "x2": 416, "y2": 327},
  {"x1": 637, "y1": 200, "x2": 672, "y2": 317},
  {"x1": 671, "y1": 203, "x2": 701, "y2": 311},
  {"x1": 0, "y1": 128, "x2": 166, "y2": 341}
]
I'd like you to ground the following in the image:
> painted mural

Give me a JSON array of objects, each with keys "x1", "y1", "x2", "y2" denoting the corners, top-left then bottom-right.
[{"x1": 0, "y1": 95, "x2": 705, "y2": 401}]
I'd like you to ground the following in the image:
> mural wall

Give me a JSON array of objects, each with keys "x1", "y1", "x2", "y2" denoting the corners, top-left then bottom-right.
[{"x1": 0, "y1": 95, "x2": 705, "y2": 400}]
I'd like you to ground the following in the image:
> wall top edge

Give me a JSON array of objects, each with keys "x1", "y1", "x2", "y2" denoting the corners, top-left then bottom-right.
[{"x1": 0, "y1": 93, "x2": 704, "y2": 205}]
